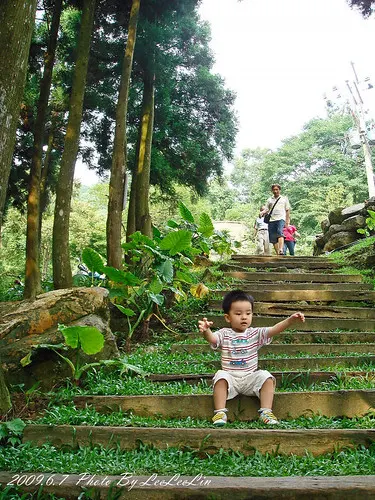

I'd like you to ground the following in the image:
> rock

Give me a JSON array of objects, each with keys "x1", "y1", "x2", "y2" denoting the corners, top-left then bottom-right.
[
  {"x1": 341, "y1": 203, "x2": 365, "y2": 219},
  {"x1": 341, "y1": 215, "x2": 366, "y2": 231},
  {"x1": 323, "y1": 231, "x2": 359, "y2": 252},
  {"x1": 321, "y1": 219, "x2": 330, "y2": 233},
  {"x1": 324, "y1": 224, "x2": 345, "y2": 240},
  {"x1": 0, "y1": 287, "x2": 119, "y2": 389},
  {"x1": 328, "y1": 207, "x2": 344, "y2": 226}
]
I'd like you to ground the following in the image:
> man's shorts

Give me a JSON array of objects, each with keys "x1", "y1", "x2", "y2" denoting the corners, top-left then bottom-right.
[
  {"x1": 268, "y1": 219, "x2": 285, "y2": 244},
  {"x1": 212, "y1": 369, "x2": 275, "y2": 400}
]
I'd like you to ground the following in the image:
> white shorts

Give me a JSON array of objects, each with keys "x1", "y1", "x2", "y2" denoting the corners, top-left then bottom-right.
[{"x1": 213, "y1": 369, "x2": 275, "y2": 400}]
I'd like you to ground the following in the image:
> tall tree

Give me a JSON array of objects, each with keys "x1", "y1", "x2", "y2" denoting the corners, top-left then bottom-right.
[
  {"x1": 106, "y1": 0, "x2": 140, "y2": 268},
  {"x1": 24, "y1": 0, "x2": 63, "y2": 299},
  {"x1": 0, "y1": 0, "x2": 38, "y2": 234},
  {"x1": 52, "y1": 0, "x2": 96, "y2": 289}
]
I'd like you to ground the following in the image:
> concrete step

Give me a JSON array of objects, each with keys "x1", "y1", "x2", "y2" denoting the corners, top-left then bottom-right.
[
  {"x1": 183, "y1": 331, "x2": 375, "y2": 343},
  {"x1": 147, "y1": 371, "x2": 369, "y2": 385},
  {"x1": 1, "y1": 472, "x2": 374, "y2": 500},
  {"x1": 211, "y1": 289, "x2": 375, "y2": 303},
  {"x1": 23, "y1": 424, "x2": 375, "y2": 456},
  {"x1": 73, "y1": 390, "x2": 375, "y2": 420},
  {"x1": 206, "y1": 314, "x2": 375, "y2": 331},
  {"x1": 225, "y1": 271, "x2": 363, "y2": 283},
  {"x1": 208, "y1": 302, "x2": 375, "y2": 319},
  {"x1": 171, "y1": 343, "x2": 375, "y2": 356}
]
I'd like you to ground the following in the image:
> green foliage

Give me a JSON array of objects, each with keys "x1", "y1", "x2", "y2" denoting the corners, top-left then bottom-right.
[
  {"x1": 357, "y1": 209, "x2": 375, "y2": 237},
  {"x1": 0, "y1": 419, "x2": 26, "y2": 446}
]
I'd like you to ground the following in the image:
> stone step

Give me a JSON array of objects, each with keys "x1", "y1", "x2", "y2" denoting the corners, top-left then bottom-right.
[
  {"x1": 171, "y1": 343, "x2": 375, "y2": 356},
  {"x1": 225, "y1": 261, "x2": 338, "y2": 270},
  {"x1": 183, "y1": 331, "x2": 375, "y2": 343},
  {"x1": 225, "y1": 271, "x2": 363, "y2": 283},
  {"x1": 206, "y1": 314, "x2": 375, "y2": 331},
  {"x1": 147, "y1": 371, "x2": 368, "y2": 385},
  {"x1": 211, "y1": 289, "x2": 375, "y2": 303},
  {"x1": 232, "y1": 255, "x2": 329, "y2": 261},
  {"x1": 208, "y1": 302, "x2": 375, "y2": 319},
  {"x1": 23, "y1": 424, "x2": 375, "y2": 457},
  {"x1": 73, "y1": 390, "x2": 375, "y2": 420},
  {"x1": 222, "y1": 282, "x2": 373, "y2": 291},
  {"x1": 174, "y1": 356, "x2": 375, "y2": 371},
  {"x1": 1, "y1": 472, "x2": 374, "y2": 500}
]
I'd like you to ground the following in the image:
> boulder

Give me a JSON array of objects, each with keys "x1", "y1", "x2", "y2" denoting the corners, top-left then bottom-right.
[
  {"x1": 324, "y1": 224, "x2": 346, "y2": 240},
  {"x1": 0, "y1": 287, "x2": 119, "y2": 388},
  {"x1": 328, "y1": 207, "x2": 344, "y2": 226},
  {"x1": 323, "y1": 231, "x2": 359, "y2": 252},
  {"x1": 320, "y1": 219, "x2": 330, "y2": 233},
  {"x1": 341, "y1": 215, "x2": 366, "y2": 231},
  {"x1": 341, "y1": 203, "x2": 365, "y2": 219}
]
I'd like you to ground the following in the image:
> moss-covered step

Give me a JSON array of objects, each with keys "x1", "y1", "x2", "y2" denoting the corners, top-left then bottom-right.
[
  {"x1": 206, "y1": 314, "x2": 375, "y2": 331},
  {"x1": 1, "y1": 472, "x2": 375, "y2": 500},
  {"x1": 211, "y1": 289, "x2": 375, "y2": 303},
  {"x1": 182, "y1": 331, "x2": 375, "y2": 343},
  {"x1": 224, "y1": 261, "x2": 338, "y2": 270},
  {"x1": 171, "y1": 343, "x2": 375, "y2": 356},
  {"x1": 73, "y1": 390, "x2": 375, "y2": 420},
  {"x1": 224, "y1": 271, "x2": 363, "y2": 282},
  {"x1": 208, "y1": 302, "x2": 375, "y2": 319},
  {"x1": 23, "y1": 425, "x2": 375, "y2": 456},
  {"x1": 231, "y1": 255, "x2": 332, "y2": 261}
]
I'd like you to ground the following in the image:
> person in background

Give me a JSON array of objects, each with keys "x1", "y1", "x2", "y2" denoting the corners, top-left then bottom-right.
[
  {"x1": 283, "y1": 223, "x2": 300, "y2": 256},
  {"x1": 253, "y1": 206, "x2": 271, "y2": 255},
  {"x1": 261, "y1": 184, "x2": 290, "y2": 255}
]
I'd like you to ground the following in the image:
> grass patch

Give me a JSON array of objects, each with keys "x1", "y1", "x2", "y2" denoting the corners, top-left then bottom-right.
[
  {"x1": 1, "y1": 442, "x2": 375, "y2": 477},
  {"x1": 33, "y1": 404, "x2": 375, "y2": 430}
]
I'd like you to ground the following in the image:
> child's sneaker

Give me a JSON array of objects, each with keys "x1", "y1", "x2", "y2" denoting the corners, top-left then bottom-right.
[
  {"x1": 258, "y1": 408, "x2": 279, "y2": 425},
  {"x1": 212, "y1": 409, "x2": 227, "y2": 427}
]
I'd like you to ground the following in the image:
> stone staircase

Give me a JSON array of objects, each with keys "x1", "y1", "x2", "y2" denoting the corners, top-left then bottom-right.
[{"x1": 2, "y1": 254, "x2": 375, "y2": 498}]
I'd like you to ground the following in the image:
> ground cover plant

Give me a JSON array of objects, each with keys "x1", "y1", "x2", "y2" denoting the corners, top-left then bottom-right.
[{"x1": 1, "y1": 442, "x2": 375, "y2": 477}]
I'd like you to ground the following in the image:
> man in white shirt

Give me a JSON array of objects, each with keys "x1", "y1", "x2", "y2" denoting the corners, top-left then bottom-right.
[{"x1": 262, "y1": 184, "x2": 290, "y2": 255}]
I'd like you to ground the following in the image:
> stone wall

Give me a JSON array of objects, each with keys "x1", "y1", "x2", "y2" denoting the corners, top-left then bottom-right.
[{"x1": 313, "y1": 197, "x2": 375, "y2": 255}]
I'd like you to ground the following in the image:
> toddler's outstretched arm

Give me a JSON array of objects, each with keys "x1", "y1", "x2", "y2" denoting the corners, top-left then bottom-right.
[
  {"x1": 267, "y1": 312, "x2": 305, "y2": 338},
  {"x1": 198, "y1": 317, "x2": 217, "y2": 344}
]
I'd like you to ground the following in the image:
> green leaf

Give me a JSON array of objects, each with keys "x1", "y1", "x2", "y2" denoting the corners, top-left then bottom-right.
[
  {"x1": 82, "y1": 248, "x2": 105, "y2": 274},
  {"x1": 104, "y1": 267, "x2": 140, "y2": 285},
  {"x1": 0, "y1": 426, "x2": 7, "y2": 439},
  {"x1": 159, "y1": 230, "x2": 192, "y2": 255},
  {"x1": 115, "y1": 305, "x2": 136, "y2": 317},
  {"x1": 149, "y1": 277, "x2": 163, "y2": 294},
  {"x1": 199, "y1": 241, "x2": 210, "y2": 255},
  {"x1": 178, "y1": 202, "x2": 195, "y2": 223},
  {"x1": 175, "y1": 270, "x2": 194, "y2": 283},
  {"x1": 198, "y1": 212, "x2": 215, "y2": 237},
  {"x1": 155, "y1": 260, "x2": 174, "y2": 282},
  {"x1": 167, "y1": 219, "x2": 179, "y2": 228},
  {"x1": 6, "y1": 419, "x2": 26, "y2": 434},
  {"x1": 20, "y1": 352, "x2": 33, "y2": 367},
  {"x1": 149, "y1": 293, "x2": 164, "y2": 306},
  {"x1": 58, "y1": 325, "x2": 104, "y2": 355}
]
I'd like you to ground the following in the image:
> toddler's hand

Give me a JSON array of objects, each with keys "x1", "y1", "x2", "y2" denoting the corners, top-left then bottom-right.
[
  {"x1": 198, "y1": 317, "x2": 213, "y2": 333},
  {"x1": 290, "y1": 312, "x2": 305, "y2": 323}
]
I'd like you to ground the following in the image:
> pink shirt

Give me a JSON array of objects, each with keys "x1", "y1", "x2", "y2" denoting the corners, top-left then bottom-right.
[{"x1": 283, "y1": 225, "x2": 297, "y2": 241}]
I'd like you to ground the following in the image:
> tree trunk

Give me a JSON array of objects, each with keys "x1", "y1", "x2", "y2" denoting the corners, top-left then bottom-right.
[
  {"x1": 52, "y1": 0, "x2": 96, "y2": 289},
  {"x1": 106, "y1": 0, "x2": 140, "y2": 268},
  {"x1": 127, "y1": 71, "x2": 155, "y2": 239},
  {"x1": 0, "y1": 361, "x2": 11, "y2": 416},
  {"x1": 0, "y1": 0, "x2": 37, "y2": 233},
  {"x1": 24, "y1": 0, "x2": 63, "y2": 299}
]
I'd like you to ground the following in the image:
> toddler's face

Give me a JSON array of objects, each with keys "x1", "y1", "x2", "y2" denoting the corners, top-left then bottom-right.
[{"x1": 224, "y1": 300, "x2": 253, "y2": 333}]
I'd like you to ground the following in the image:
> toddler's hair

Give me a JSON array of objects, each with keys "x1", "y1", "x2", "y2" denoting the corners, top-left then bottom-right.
[{"x1": 222, "y1": 290, "x2": 254, "y2": 314}]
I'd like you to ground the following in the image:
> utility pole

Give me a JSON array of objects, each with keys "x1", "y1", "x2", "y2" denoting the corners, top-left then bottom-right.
[{"x1": 346, "y1": 62, "x2": 375, "y2": 198}]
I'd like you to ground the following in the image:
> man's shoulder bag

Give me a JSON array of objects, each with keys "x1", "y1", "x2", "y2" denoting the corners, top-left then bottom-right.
[{"x1": 264, "y1": 197, "x2": 281, "y2": 224}]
